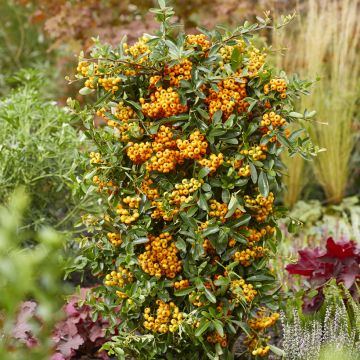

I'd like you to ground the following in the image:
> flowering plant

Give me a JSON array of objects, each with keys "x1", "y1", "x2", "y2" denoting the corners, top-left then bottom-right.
[{"x1": 68, "y1": 1, "x2": 317, "y2": 358}]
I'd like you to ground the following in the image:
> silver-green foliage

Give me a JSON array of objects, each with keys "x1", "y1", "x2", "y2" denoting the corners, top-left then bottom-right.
[{"x1": 0, "y1": 72, "x2": 84, "y2": 230}]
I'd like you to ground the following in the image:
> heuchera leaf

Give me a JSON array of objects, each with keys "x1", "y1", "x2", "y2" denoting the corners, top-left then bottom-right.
[
  {"x1": 321, "y1": 237, "x2": 359, "y2": 260},
  {"x1": 286, "y1": 237, "x2": 360, "y2": 311}
]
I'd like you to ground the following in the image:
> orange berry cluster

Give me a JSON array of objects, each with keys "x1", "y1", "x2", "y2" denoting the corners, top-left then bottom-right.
[
  {"x1": 77, "y1": 61, "x2": 90, "y2": 77},
  {"x1": 168, "y1": 178, "x2": 203, "y2": 205},
  {"x1": 143, "y1": 300, "x2": 182, "y2": 333},
  {"x1": 230, "y1": 278, "x2": 257, "y2": 303},
  {"x1": 206, "y1": 332, "x2": 228, "y2": 348},
  {"x1": 116, "y1": 196, "x2": 141, "y2": 224},
  {"x1": 176, "y1": 130, "x2": 208, "y2": 160},
  {"x1": 107, "y1": 232, "x2": 122, "y2": 246},
  {"x1": 151, "y1": 199, "x2": 179, "y2": 221},
  {"x1": 245, "y1": 309, "x2": 280, "y2": 357},
  {"x1": 141, "y1": 176, "x2": 160, "y2": 200},
  {"x1": 138, "y1": 233, "x2": 182, "y2": 278},
  {"x1": 90, "y1": 152, "x2": 104, "y2": 164},
  {"x1": 244, "y1": 192, "x2": 274, "y2": 222},
  {"x1": 189, "y1": 292, "x2": 205, "y2": 307},
  {"x1": 104, "y1": 266, "x2": 134, "y2": 287},
  {"x1": 173, "y1": 279, "x2": 190, "y2": 289},
  {"x1": 140, "y1": 87, "x2": 188, "y2": 119},
  {"x1": 124, "y1": 36, "x2": 150, "y2": 64},
  {"x1": 98, "y1": 77, "x2": 121, "y2": 93},
  {"x1": 146, "y1": 126, "x2": 183, "y2": 173},
  {"x1": 264, "y1": 78, "x2": 287, "y2": 98},
  {"x1": 152, "y1": 125, "x2": 177, "y2": 149},
  {"x1": 248, "y1": 310, "x2": 279, "y2": 331},
  {"x1": 251, "y1": 345, "x2": 270, "y2": 357},
  {"x1": 198, "y1": 220, "x2": 209, "y2": 232},
  {"x1": 77, "y1": 61, "x2": 99, "y2": 89},
  {"x1": 240, "y1": 145, "x2": 267, "y2": 161},
  {"x1": 238, "y1": 164, "x2": 251, "y2": 177},
  {"x1": 126, "y1": 141, "x2": 153, "y2": 163},
  {"x1": 164, "y1": 59, "x2": 192, "y2": 87},
  {"x1": 234, "y1": 245, "x2": 267, "y2": 266},
  {"x1": 115, "y1": 102, "x2": 135, "y2": 122},
  {"x1": 186, "y1": 34, "x2": 211, "y2": 50},
  {"x1": 209, "y1": 199, "x2": 228, "y2": 223},
  {"x1": 146, "y1": 149, "x2": 183, "y2": 173},
  {"x1": 261, "y1": 112, "x2": 287, "y2": 128},
  {"x1": 198, "y1": 153, "x2": 224, "y2": 173},
  {"x1": 92, "y1": 176, "x2": 117, "y2": 194},
  {"x1": 205, "y1": 76, "x2": 248, "y2": 120},
  {"x1": 243, "y1": 226, "x2": 271, "y2": 244},
  {"x1": 233, "y1": 159, "x2": 251, "y2": 177},
  {"x1": 247, "y1": 47, "x2": 266, "y2": 77}
]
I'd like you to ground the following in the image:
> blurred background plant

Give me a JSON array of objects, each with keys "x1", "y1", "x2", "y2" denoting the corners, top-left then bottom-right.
[
  {"x1": 0, "y1": 69, "x2": 95, "y2": 232},
  {"x1": 273, "y1": 0, "x2": 360, "y2": 206},
  {"x1": 0, "y1": 189, "x2": 68, "y2": 360}
]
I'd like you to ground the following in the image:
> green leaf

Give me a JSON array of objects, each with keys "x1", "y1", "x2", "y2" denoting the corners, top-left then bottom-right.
[
  {"x1": 230, "y1": 47, "x2": 242, "y2": 72},
  {"x1": 176, "y1": 238, "x2": 187, "y2": 252},
  {"x1": 246, "y1": 274, "x2": 274, "y2": 281},
  {"x1": 174, "y1": 286, "x2": 195, "y2": 296},
  {"x1": 199, "y1": 167, "x2": 211, "y2": 179},
  {"x1": 79, "y1": 87, "x2": 94, "y2": 95},
  {"x1": 212, "y1": 110, "x2": 223, "y2": 125},
  {"x1": 258, "y1": 171, "x2": 269, "y2": 197},
  {"x1": 133, "y1": 237, "x2": 149, "y2": 245},
  {"x1": 204, "y1": 288, "x2": 217, "y2": 303},
  {"x1": 202, "y1": 226, "x2": 220, "y2": 237},
  {"x1": 289, "y1": 111, "x2": 303, "y2": 119},
  {"x1": 197, "y1": 107, "x2": 210, "y2": 120},
  {"x1": 197, "y1": 193, "x2": 209, "y2": 211},
  {"x1": 158, "y1": 0, "x2": 166, "y2": 9},
  {"x1": 202, "y1": 183, "x2": 211, "y2": 192},
  {"x1": 230, "y1": 214, "x2": 251, "y2": 228},
  {"x1": 249, "y1": 162, "x2": 257, "y2": 183},
  {"x1": 220, "y1": 190, "x2": 230, "y2": 204},
  {"x1": 195, "y1": 320, "x2": 211, "y2": 337},
  {"x1": 214, "y1": 277, "x2": 230, "y2": 286},
  {"x1": 269, "y1": 345, "x2": 285, "y2": 357},
  {"x1": 225, "y1": 195, "x2": 239, "y2": 218},
  {"x1": 212, "y1": 320, "x2": 224, "y2": 337}
]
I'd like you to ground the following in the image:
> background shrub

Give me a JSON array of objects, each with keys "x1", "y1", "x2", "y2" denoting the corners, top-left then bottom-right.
[{"x1": 0, "y1": 71, "x2": 89, "y2": 230}]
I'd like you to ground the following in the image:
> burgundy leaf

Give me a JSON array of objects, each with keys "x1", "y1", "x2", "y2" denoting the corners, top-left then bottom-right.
[
  {"x1": 322, "y1": 237, "x2": 359, "y2": 260},
  {"x1": 338, "y1": 262, "x2": 360, "y2": 289}
]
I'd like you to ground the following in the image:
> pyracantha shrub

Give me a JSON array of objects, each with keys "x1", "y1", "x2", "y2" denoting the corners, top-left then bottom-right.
[
  {"x1": 69, "y1": 2, "x2": 318, "y2": 359},
  {"x1": 286, "y1": 237, "x2": 360, "y2": 312}
]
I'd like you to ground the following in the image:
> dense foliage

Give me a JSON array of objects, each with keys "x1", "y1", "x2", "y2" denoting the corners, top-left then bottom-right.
[
  {"x1": 0, "y1": 72, "x2": 87, "y2": 230},
  {"x1": 67, "y1": 2, "x2": 320, "y2": 359}
]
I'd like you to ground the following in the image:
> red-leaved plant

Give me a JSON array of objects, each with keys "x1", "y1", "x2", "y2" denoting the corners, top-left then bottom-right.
[
  {"x1": 286, "y1": 237, "x2": 360, "y2": 312},
  {"x1": 14, "y1": 289, "x2": 110, "y2": 360}
]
